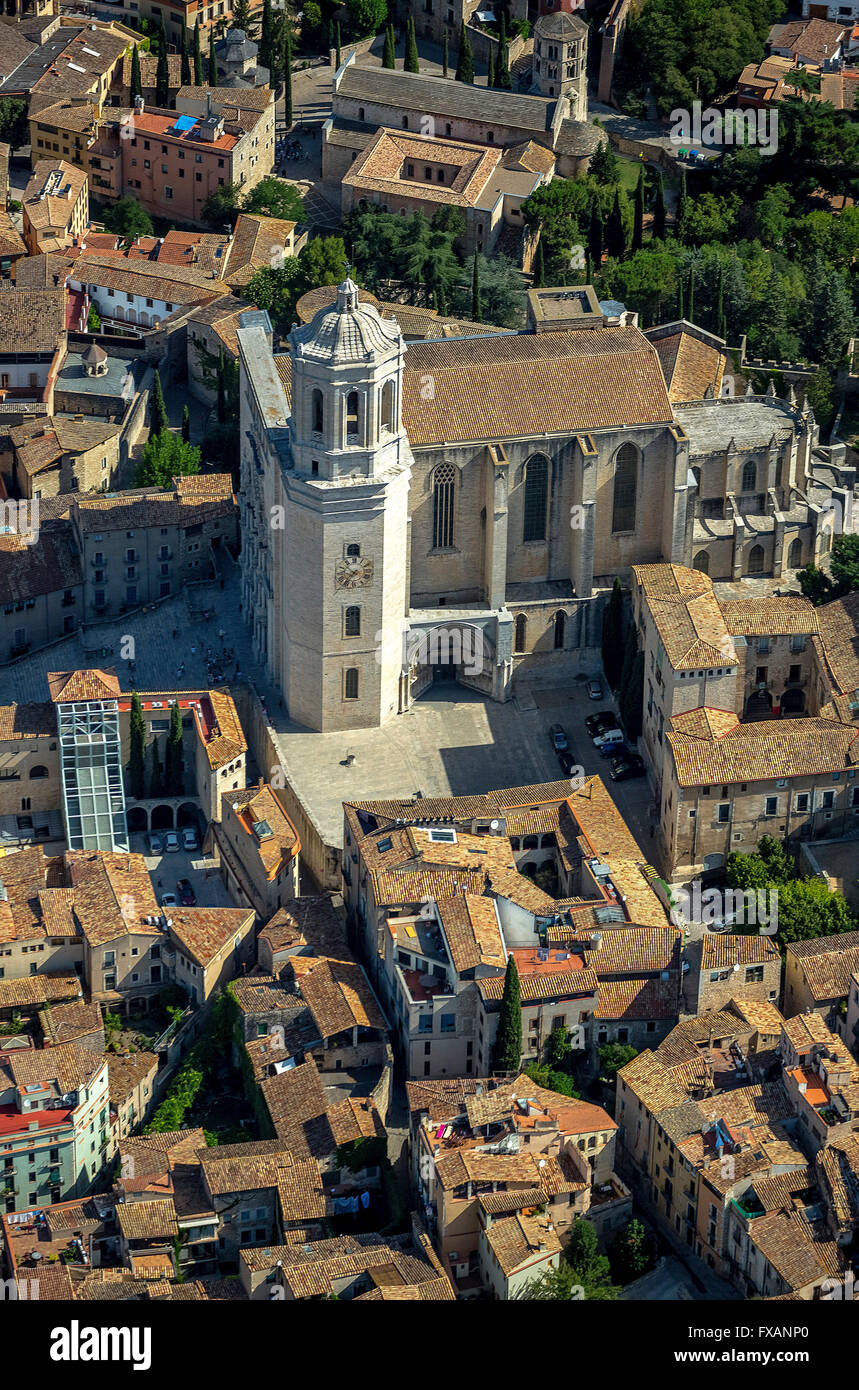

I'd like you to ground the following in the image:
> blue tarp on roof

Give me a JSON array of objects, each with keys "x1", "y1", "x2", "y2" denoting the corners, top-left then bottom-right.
[{"x1": 173, "y1": 115, "x2": 196, "y2": 133}]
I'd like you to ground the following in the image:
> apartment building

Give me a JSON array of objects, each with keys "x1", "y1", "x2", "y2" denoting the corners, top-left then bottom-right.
[
  {"x1": 783, "y1": 931, "x2": 859, "y2": 1034},
  {"x1": 215, "y1": 783, "x2": 300, "y2": 918},
  {"x1": 0, "y1": 287, "x2": 67, "y2": 412},
  {"x1": 22, "y1": 159, "x2": 89, "y2": 256},
  {"x1": 685, "y1": 933, "x2": 782, "y2": 1015},
  {"x1": 719, "y1": 595, "x2": 818, "y2": 721},
  {"x1": 256, "y1": 895, "x2": 348, "y2": 975}
]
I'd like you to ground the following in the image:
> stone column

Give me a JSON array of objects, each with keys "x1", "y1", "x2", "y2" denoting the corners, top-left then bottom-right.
[{"x1": 483, "y1": 449, "x2": 509, "y2": 610}]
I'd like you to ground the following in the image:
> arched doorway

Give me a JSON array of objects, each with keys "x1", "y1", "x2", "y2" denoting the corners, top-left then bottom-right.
[
  {"x1": 787, "y1": 537, "x2": 803, "y2": 569},
  {"x1": 126, "y1": 806, "x2": 147, "y2": 832},
  {"x1": 150, "y1": 804, "x2": 174, "y2": 830},
  {"x1": 553, "y1": 610, "x2": 566, "y2": 650},
  {"x1": 781, "y1": 687, "x2": 805, "y2": 716},
  {"x1": 745, "y1": 688, "x2": 773, "y2": 720},
  {"x1": 177, "y1": 801, "x2": 199, "y2": 828},
  {"x1": 693, "y1": 550, "x2": 710, "y2": 574},
  {"x1": 408, "y1": 622, "x2": 495, "y2": 698},
  {"x1": 747, "y1": 543, "x2": 765, "y2": 575}
]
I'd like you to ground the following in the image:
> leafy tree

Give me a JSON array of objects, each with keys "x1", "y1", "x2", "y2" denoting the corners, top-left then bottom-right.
[
  {"x1": 149, "y1": 369, "x2": 169, "y2": 438},
  {"x1": 676, "y1": 166, "x2": 688, "y2": 239},
  {"x1": 404, "y1": 15, "x2": 419, "y2": 71},
  {"x1": 455, "y1": 25, "x2": 474, "y2": 83},
  {"x1": 209, "y1": 29, "x2": 219, "y2": 84},
  {"x1": 632, "y1": 164, "x2": 645, "y2": 252},
  {"x1": 599, "y1": 242, "x2": 682, "y2": 326},
  {"x1": 515, "y1": 1263, "x2": 586, "y2": 1300},
  {"x1": 128, "y1": 691, "x2": 146, "y2": 799},
  {"x1": 565, "y1": 1217, "x2": 620, "y2": 1300},
  {"x1": 523, "y1": 1063, "x2": 579, "y2": 1097},
  {"x1": 605, "y1": 186, "x2": 627, "y2": 260},
  {"x1": 589, "y1": 136, "x2": 618, "y2": 185},
  {"x1": 155, "y1": 24, "x2": 170, "y2": 105},
  {"x1": 194, "y1": 20, "x2": 204, "y2": 84},
  {"x1": 382, "y1": 21, "x2": 395, "y2": 67},
  {"x1": 610, "y1": 1219, "x2": 655, "y2": 1284},
  {"x1": 546, "y1": 1022, "x2": 572, "y2": 1070},
  {"x1": 103, "y1": 198, "x2": 154, "y2": 239},
  {"x1": 0, "y1": 98, "x2": 27, "y2": 151},
  {"x1": 135, "y1": 431, "x2": 201, "y2": 487},
  {"x1": 471, "y1": 248, "x2": 481, "y2": 321},
  {"x1": 201, "y1": 182, "x2": 243, "y2": 229},
  {"x1": 601, "y1": 577, "x2": 624, "y2": 690},
  {"x1": 244, "y1": 176, "x2": 305, "y2": 221},
  {"x1": 652, "y1": 171, "x2": 666, "y2": 240},
  {"x1": 452, "y1": 253, "x2": 525, "y2": 328},
  {"x1": 87, "y1": 305, "x2": 101, "y2": 332},
  {"x1": 805, "y1": 365, "x2": 834, "y2": 433},
  {"x1": 346, "y1": 0, "x2": 387, "y2": 36},
  {"x1": 131, "y1": 43, "x2": 144, "y2": 100},
  {"x1": 495, "y1": 22, "x2": 511, "y2": 90},
  {"x1": 598, "y1": 1042, "x2": 638, "y2": 1077},
  {"x1": 803, "y1": 262, "x2": 855, "y2": 373},
  {"x1": 148, "y1": 736, "x2": 163, "y2": 797},
  {"x1": 492, "y1": 956, "x2": 521, "y2": 1073},
  {"x1": 797, "y1": 562, "x2": 833, "y2": 606},
  {"x1": 302, "y1": 1, "x2": 322, "y2": 48},
  {"x1": 771, "y1": 877, "x2": 858, "y2": 947},
  {"x1": 232, "y1": 0, "x2": 257, "y2": 37},
  {"x1": 588, "y1": 197, "x2": 604, "y2": 269},
  {"x1": 246, "y1": 234, "x2": 347, "y2": 334},
  {"x1": 830, "y1": 535, "x2": 859, "y2": 595},
  {"x1": 727, "y1": 835, "x2": 795, "y2": 891}
]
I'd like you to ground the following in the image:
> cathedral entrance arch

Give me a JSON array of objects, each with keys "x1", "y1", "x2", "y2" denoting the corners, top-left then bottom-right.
[{"x1": 406, "y1": 621, "x2": 496, "y2": 702}]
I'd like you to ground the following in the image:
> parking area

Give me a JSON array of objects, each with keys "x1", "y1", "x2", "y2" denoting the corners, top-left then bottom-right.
[{"x1": 129, "y1": 834, "x2": 235, "y2": 911}]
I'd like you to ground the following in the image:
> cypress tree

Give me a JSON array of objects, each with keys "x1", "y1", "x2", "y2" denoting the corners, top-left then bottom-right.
[
  {"x1": 494, "y1": 15, "x2": 510, "y2": 90},
  {"x1": 182, "y1": 404, "x2": 190, "y2": 443},
  {"x1": 677, "y1": 166, "x2": 688, "y2": 239},
  {"x1": 492, "y1": 956, "x2": 522, "y2": 1074},
  {"x1": 606, "y1": 186, "x2": 625, "y2": 259},
  {"x1": 150, "y1": 369, "x2": 168, "y2": 437},
  {"x1": 284, "y1": 34, "x2": 293, "y2": 126},
  {"x1": 620, "y1": 651, "x2": 644, "y2": 741},
  {"x1": 533, "y1": 238, "x2": 545, "y2": 288},
  {"x1": 632, "y1": 164, "x2": 644, "y2": 252},
  {"x1": 217, "y1": 348, "x2": 227, "y2": 424},
  {"x1": 404, "y1": 15, "x2": 419, "y2": 72},
  {"x1": 435, "y1": 285, "x2": 448, "y2": 316},
  {"x1": 180, "y1": 21, "x2": 191, "y2": 87},
  {"x1": 471, "y1": 249, "x2": 481, "y2": 321},
  {"x1": 149, "y1": 737, "x2": 163, "y2": 798},
  {"x1": 487, "y1": 41, "x2": 495, "y2": 89},
  {"x1": 194, "y1": 20, "x2": 204, "y2": 86},
  {"x1": 208, "y1": 29, "x2": 218, "y2": 85},
  {"x1": 653, "y1": 170, "x2": 666, "y2": 240},
  {"x1": 130, "y1": 44, "x2": 143, "y2": 102},
  {"x1": 167, "y1": 702, "x2": 184, "y2": 795},
  {"x1": 687, "y1": 271, "x2": 695, "y2": 325},
  {"x1": 442, "y1": 30, "x2": 449, "y2": 77},
  {"x1": 455, "y1": 26, "x2": 474, "y2": 83},
  {"x1": 129, "y1": 691, "x2": 145, "y2": 799},
  {"x1": 382, "y1": 23, "x2": 396, "y2": 68},
  {"x1": 588, "y1": 197, "x2": 603, "y2": 267},
  {"x1": 618, "y1": 623, "x2": 638, "y2": 699},
  {"x1": 155, "y1": 24, "x2": 169, "y2": 106},
  {"x1": 335, "y1": 19, "x2": 342, "y2": 68},
  {"x1": 677, "y1": 273, "x2": 684, "y2": 321},
  {"x1": 601, "y1": 577, "x2": 624, "y2": 690},
  {"x1": 715, "y1": 264, "x2": 725, "y2": 338},
  {"x1": 259, "y1": 0, "x2": 273, "y2": 71}
]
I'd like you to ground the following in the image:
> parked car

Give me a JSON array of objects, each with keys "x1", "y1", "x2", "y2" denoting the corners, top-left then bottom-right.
[
  {"x1": 549, "y1": 723, "x2": 568, "y2": 752},
  {"x1": 600, "y1": 739, "x2": 628, "y2": 758},
  {"x1": 182, "y1": 828, "x2": 199, "y2": 852},
  {"x1": 160, "y1": 891, "x2": 178, "y2": 909},
  {"x1": 587, "y1": 678, "x2": 603, "y2": 701},
  {"x1": 177, "y1": 878, "x2": 196, "y2": 906},
  {"x1": 147, "y1": 832, "x2": 163, "y2": 856},
  {"x1": 593, "y1": 726, "x2": 625, "y2": 750},
  {"x1": 585, "y1": 711, "x2": 618, "y2": 738},
  {"x1": 610, "y1": 754, "x2": 646, "y2": 781},
  {"x1": 557, "y1": 750, "x2": 578, "y2": 776},
  {"x1": 163, "y1": 831, "x2": 180, "y2": 853}
]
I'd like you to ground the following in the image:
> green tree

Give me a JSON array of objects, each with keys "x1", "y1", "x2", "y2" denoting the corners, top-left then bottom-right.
[
  {"x1": 515, "y1": 1263, "x2": 586, "y2": 1300},
  {"x1": 533, "y1": 239, "x2": 546, "y2": 288},
  {"x1": 103, "y1": 199, "x2": 153, "y2": 239},
  {"x1": 382, "y1": 22, "x2": 396, "y2": 67},
  {"x1": 0, "y1": 98, "x2": 28, "y2": 151},
  {"x1": 232, "y1": 0, "x2": 257, "y2": 37},
  {"x1": 797, "y1": 562, "x2": 833, "y2": 606},
  {"x1": 302, "y1": 1, "x2": 322, "y2": 48},
  {"x1": 452, "y1": 253, "x2": 524, "y2": 328},
  {"x1": 404, "y1": 15, "x2": 419, "y2": 71},
  {"x1": 442, "y1": 29, "x2": 449, "y2": 77},
  {"x1": 209, "y1": 29, "x2": 218, "y2": 85},
  {"x1": 546, "y1": 1022, "x2": 572, "y2": 1070},
  {"x1": 566, "y1": 1217, "x2": 620, "y2": 1300},
  {"x1": 201, "y1": 182, "x2": 242, "y2": 229},
  {"x1": 166, "y1": 701, "x2": 184, "y2": 795},
  {"x1": 805, "y1": 366, "x2": 834, "y2": 433},
  {"x1": 605, "y1": 186, "x2": 626, "y2": 260},
  {"x1": 632, "y1": 164, "x2": 645, "y2": 252},
  {"x1": 830, "y1": 535, "x2": 859, "y2": 595},
  {"x1": 523, "y1": 1063, "x2": 579, "y2": 1097},
  {"x1": 772, "y1": 877, "x2": 858, "y2": 947},
  {"x1": 487, "y1": 41, "x2": 495, "y2": 89},
  {"x1": 495, "y1": 29, "x2": 511, "y2": 90},
  {"x1": 148, "y1": 736, "x2": 163, "y2": 797},
  {"x1": 471, "y1": 248, "x2": 481, "y2": 321},
  {"x1": 180, "y1": 21, "x2": 191, "y2": 86},
  {"x1": 181, "y1": 404, "x2": 191, "y2": 444},
  {"x1": 135, "y1": 431, "x2": 201, "y2": 488},
  {"x1": 727, "y1": 835, "x2": 795, "y2": 891},
  {"x1": 492, "y1": 956, "x2": 521, "y2": 1073},
  {"x1": 193, "y1": 20, "x2": 204, "y2": 85},
  {"x1": 455, "y1": 25, "x2": 474, "y2": 83},
  {"x1": 334, "y1": 19, "x2": 342, "y2": 66},
  {"x1": 258, "y1": 0, "x2": 274, "y2": 69},
  {"x1": 610, "y1": 1219, "x2": 655, "y2": 1284},
  {"x1": 244, "y1": 176, "x2": 304, "y2": 220},
  {"x1": 346, "y1": 0, "x2": 387, "y2": 36},
  {"x1": 619, "y1": 649, "x2": 643, "y2": 740},
  {"x1": 149, "y1": 369, "x2": 169, "y2": 437},
  {"x1": 588, "y1": 197, "x2": 604, "y2": 268},
  {"x1": 589, "y1": 135, "x2": 619, "y2": 185},
  {"x1": 598, "y1": 1042, "x2": 638, "y2": 1077},
  {"x1": 155, "y1": 23, "x2": 170, "y2": 105},
  {"x1": 87, "y1": 305, "x2": 101, "y2": 332},
  {"x1": 131, "y1": 43, "x2": 144, "y2": 100},
  {"x1": 677, "y1": 165, "x2": 688, "y2": 239},
  {"x1": 652, "y1": 170, "x2": 666, "y2": 240},
  {"x1": 128, "y1": 691, "x2": 146, "y2": 799},
  {"x1": 601, "y1": 577, "x2": 624, "y2": 690}
]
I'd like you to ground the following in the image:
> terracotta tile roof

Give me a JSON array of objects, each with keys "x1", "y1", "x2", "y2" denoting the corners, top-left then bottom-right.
[
  {"x1": 40, "y1": 999, "x2": 102, "y2": 1046},
  {"x1": 568, "y1": 926, "x2": 681, "y2": 976},
  {"x1": 107, "y1": 1050, "x2": 158, "y2": 1106},
  {"x1": 65, "y1": 850, "x2": 161, "y2": 946},
  {"x1": 434, "y1": 1148, "x2": 543, "y2": 1190},
  {"x1": 70, "y1": 250, "x2": 226, "y2": 309},
  {"x1": 5, "y1": 1041, "x2": 105, "y2": 1093},
  {"x1": 478, "y1": 966, "x2": 598, "y2": 1004},
  {"x1": 405, "y1": 1075, "x2": 484, "y2": 1120},
  {"x1": 0, "y1": 285, "x2": 64, "y2": 352},
  {"x1": 47, "y1": 668, "x2": 120, "y2": 702},
  {"x1": 669, "y1": 707, "x2": 740, "y2": 739},
  {"x1": 816, "y1": 1137, "x2": 859, "y2": 1230},
  {"x1": 400, "y1": 327, "x2": 673, "y2": 446},
  {"x1": 781, "y1": 1011, "x2": 835, "y2": 1052},
  {"x1": 749, "y1": 1209, "x2": 844, "y2": 1290},
  {"x1": 117, "y1": 1198, "x2": 179, "y2": 1242},
  {"x1": 167, "y1": 905, "x2": 253, "y2": 968},
  {"x1": 0, "y1": 971, "x2": 81, "y2": 1010},
  {"x1": 0, "y1": 530, "x2": 82, "y2": 604},
  {"x1": 0, "y1": 207, "x2": 26, "y2": 259},
  {"x1": 436, "y1": 893, "x2": 506, "y2": 973},
  {"x1": 225, "y1": 213, "x2": 298, "y2": 288},
  {"x1": 372, "y1": 866, "x2": 487, "y2": 906},
  {"x1": 293, "y1": 955, "x2": 386, "y2": 1037},
  {"x1": 204, "y1": 688, "x2": 247, "y2": 769},
  {"x1": 223, "y1": 782, "x2": 298, "y2": 877},
  {"x1": 719, "y1": 596, "x2": 819, "y2": 637},
  {"x1": 484, "y1": 1210, "x2": 562, "y2": 1276},
  {"x1": 240, "y1": 1233, "x2": 450, "y2": 1299},
  {"x1": 476, "y1": 1187, "x2": 544, "y2": 1215},
  {"x1": 769, "y1": 16, "x2": 848, "y2": 65},
  {"x1": 594, "y1": 976, "x2": 679, "y2": 1020},
  {"x1": 701, "y1": 935, "x2": 780, "y2": 969},
  {"x1": 343, "y1": 127, "x2": 503, "y2": 210},
  {"x1": 727, "y1": 997, "x2": 784, "y2": 1034},
  {"x1": 648, "y1": 327, "x2": 725, "y2": 403},
  {"x1": 0, "y1": 701, "x2": 56, "y2": 739},
  {"x1": 815, "y1": 591, "x2": 859, "y2": 697},
  {"x1": 129, "y1": 1253, "x2": 174, "y2": 1279},
  {"x1": 259, "y1": 1057, "x2": 339, "y2": 1159},
  {"x1": 23, "y1": 159, "x2": 88, "y2": 237},
  {"x1": 786, "y1": 931, "x2": 859, "y2": 1001},
  {"x1": 259, "y1": 895, "x2": 348, "y2": 959},
  {"x1": 668, "y1": 713, "x2": 859, "y2": 787}
]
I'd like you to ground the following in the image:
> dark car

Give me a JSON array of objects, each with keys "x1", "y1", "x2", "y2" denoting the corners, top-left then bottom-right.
[
  {"x1": 557, "y1": 750, "x2": 579, "y2": 776},
  {"x1": 610, "y1": 754, "x2": 646, "y2": 781},
  {"x1": 585, "y1": 710, "x2": 618, "y2": 738},
  {"x1": 176, "y1": 878, "x2": 197, "y2": 906},
  {"x1": 599, "y1": 739, "x2": 628, "y2": 758},
  {"x1": 549, "y1": 723, "x2": 568, "y2": 752}
]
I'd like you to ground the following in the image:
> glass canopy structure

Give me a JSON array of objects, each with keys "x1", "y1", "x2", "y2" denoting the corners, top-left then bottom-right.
[{"x1": 57, "y1": 697, "x2": 129, "y2": 852}]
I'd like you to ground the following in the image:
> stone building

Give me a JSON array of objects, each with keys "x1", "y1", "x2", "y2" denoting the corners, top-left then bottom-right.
[{"x1": 531, "y1": 9, "x2": 587, "y2": 114}]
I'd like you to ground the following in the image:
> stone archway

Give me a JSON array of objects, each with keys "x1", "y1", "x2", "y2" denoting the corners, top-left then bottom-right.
[
  {"x1": 150, "y1": 804, "x2": 175, "y2": 830},
  {"x1": 745, "y1": 688, "x2": 773, "y2": 720},
  {"x1": 781, "y1": 687, "x2": 806, "y2": 716},
  {"x1": 407, "y1": 621, "x2": 497, "y2": 701},
  {"x1": 126, "y1": 806, "x2": 148, "y2": 833},
  {"x1": 177, "y1": 801, "x2": 199, "y2": 828}
]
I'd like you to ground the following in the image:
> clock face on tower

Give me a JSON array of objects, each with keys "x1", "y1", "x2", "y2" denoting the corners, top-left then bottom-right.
[{"x1": 335, "y1": 556, "x2": 374, "y2": 590}]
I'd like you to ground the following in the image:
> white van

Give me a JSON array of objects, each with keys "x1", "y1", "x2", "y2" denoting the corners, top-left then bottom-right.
[{"x1": 593, "y1": 726, "x2": 625, "y2": 750}]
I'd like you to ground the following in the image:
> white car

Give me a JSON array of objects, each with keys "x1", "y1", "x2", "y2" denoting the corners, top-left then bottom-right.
[
  {"x1": 587, "y1": 678, "x2": 603, "y2": 700},
  {"x1": 160, "y1": 892, "x2": 178, "y2": 909},
  {"x1": 182, "y1": 828, "x2": 199, "y2": 852},
  {"x1": 164, "y1": 831, "x2": 181, "y2": 853},
  {"x1": 147, "y1": 832, "x2": 163, "y2": 856}
]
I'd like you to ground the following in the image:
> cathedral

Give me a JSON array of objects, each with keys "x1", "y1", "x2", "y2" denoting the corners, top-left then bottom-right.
[{"x1": 236, "y1": 281, "x2": 852, "y2": 733}]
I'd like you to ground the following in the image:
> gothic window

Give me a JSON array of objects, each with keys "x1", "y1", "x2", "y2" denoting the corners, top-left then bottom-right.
[
  {"x1": 381, "y1": 380, "x2": 395, "y2": 432},
  {"x1": 693, "y1": 550, "x2": 710, "y2": 575},
  {"x1": 514, "y1": 614, "x2": 527, "y2": 653},
  {"x1": 344, "y1": 668, "x2": 359, "y2": 700},
  {"x1": 788, "y1": 537, "x2": 802, "y2": 569},
  {"x1": 748, "y1": 544, "x2": 765, "y2": 575},
  {"x1": 553, "y1": 611, "x2": 566, "y2": 649},
  {"x1": 346, "y1": 391, "x2": 360, "y2": 439},
  {"x1": 612, "y1": 443, "x2": 638, "y2": 533},
  {"x1": 344, "y1": 606, "x2": 361, "y2": 637},
  {"x1": 312, "y1": 389, "x2": 324, "y2": 435},
  {"x1": 741, "y1": 459, "x2": 757, "y2": 493},
  {"x1": 346, "y1": 543, "x2": 361, "y2": 558},
  {"x1": 432, "y1": 464, "x2": 456, "y2": 549},
  {"x1": 522, "y1": 454, "x2": 549, "y2": 543}
]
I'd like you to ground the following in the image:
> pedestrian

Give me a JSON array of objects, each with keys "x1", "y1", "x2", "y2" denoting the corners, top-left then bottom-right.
[{"x1": 190, "y1": 646, "x2": 195, "y2": 655}]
